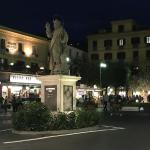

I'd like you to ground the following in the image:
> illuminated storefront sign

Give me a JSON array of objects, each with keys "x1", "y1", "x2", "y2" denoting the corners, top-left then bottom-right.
[{"x1": 10, "y1": 74, "x2": 41, "y2": 84}]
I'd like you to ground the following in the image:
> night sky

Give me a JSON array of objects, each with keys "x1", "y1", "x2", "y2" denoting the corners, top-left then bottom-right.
[{"x1": 0, "y1": 0, "x2": 150, "y2": 43}]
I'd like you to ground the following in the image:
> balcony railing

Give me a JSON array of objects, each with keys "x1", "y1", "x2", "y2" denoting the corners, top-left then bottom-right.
[{"x1": 0, "y1": 49, "x2": 41, "y2": 64}]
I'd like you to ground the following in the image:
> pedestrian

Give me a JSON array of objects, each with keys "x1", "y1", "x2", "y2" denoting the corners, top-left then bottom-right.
[
  {"x1": 103, "y1": 94, "x2": 109, "y2": 111},
  {"x1": 0, "y1": 96, "x2": 4, "y2": 111},
  {"x1": 12, "y1": 95, "x2": 17, "y2": 112},
  {"x1": 3, "y1": 96, "x2": 8, "y2": 113}
]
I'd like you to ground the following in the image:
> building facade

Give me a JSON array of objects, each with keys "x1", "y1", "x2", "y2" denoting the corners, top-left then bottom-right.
[
  {"x1": 0, "y1": 25, "x2": 87, "y2": 98},
  {"x1": 88, "y1": 19, "x2": 150, "y2": 72},
  {"x1": 0, "y1": 25, "x2": 49, "y2": 98},
  {"x1": 0, "y1": 25, "x2": 49, "y2": 73},
  {"x1": 68, "y1": 45, "x2": 87, "y2": 62}
]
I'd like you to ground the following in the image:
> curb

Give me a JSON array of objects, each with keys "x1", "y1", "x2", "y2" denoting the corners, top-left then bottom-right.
[{"x1": 12, "y1": 126, "x2": 100, "y2": 135}]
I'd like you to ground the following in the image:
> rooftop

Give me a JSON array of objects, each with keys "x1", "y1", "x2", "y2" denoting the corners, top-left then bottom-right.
[{"x1": 0, "y1": 24, "x2": 47, "y2": 41}]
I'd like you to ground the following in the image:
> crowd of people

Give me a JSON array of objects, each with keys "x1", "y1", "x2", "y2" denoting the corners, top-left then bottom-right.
[
  {"x1": 101, "y1": 94, "x2": 145, "y2": 112},
  {"x1": 0, "y1": 95, "x2": 23, "y2": 113}
]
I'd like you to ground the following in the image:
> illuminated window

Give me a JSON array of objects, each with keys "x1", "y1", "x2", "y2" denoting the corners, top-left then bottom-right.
[
  {"x1": 146, "y1": 37, "x2": 150, "y2": 44},
  {"x1": 119, "y1": 39, "x2": 124, "y2": 46},
  {"x1": 117, "y1": 39, "x2": 126, "y2": 47}
]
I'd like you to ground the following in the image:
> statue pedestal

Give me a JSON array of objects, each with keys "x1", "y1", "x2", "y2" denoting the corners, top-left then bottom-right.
[{"x1": 37, "y1": 75, "x2": 81, "y2": 112}]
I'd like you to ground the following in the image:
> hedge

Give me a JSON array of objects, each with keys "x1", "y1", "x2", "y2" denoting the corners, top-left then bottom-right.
[{"x1": 12, "y1": 102, "x2": 103, "y2": 131}]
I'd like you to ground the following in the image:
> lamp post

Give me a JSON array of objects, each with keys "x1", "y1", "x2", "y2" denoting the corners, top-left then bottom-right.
[{"x1": 100, "y1": 62, "x2": 107, "y2": 88}]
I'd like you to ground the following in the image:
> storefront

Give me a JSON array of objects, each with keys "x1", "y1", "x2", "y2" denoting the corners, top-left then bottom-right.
[
  {"x1": 76, "y1": 84, "x2": 101, "y2": 102},
  {"x1": 0, "y1": 73, "x2": 41, "y2": 99}
]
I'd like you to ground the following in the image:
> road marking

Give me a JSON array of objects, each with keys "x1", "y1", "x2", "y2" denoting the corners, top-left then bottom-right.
[
  {"x1": 4, "y1": 127, "x2": 125, "y2": 144},
  {"x1": 0, "y1": 129, "x2": 12, "y2": 133},
  {"x1": 102, "y1": 125, "x2": 125, "y2": 129}
]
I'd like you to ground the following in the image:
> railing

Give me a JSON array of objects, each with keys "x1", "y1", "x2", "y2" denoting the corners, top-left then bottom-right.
[{"x1": 0, "y1": 49, "x2": 42, "y2": 64}]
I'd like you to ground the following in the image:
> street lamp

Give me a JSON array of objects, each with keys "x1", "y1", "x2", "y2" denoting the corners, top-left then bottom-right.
[{"x1": 100, "y1": 62, "x2": 107, "y2": 88}]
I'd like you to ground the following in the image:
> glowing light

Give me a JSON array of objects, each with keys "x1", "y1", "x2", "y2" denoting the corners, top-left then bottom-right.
[
  {"x1": 6, "y1": 41, "x2": 17, "y2": 54},
  {"x1": 10, "y1": 74, "x2": 41, "y2": 84},
  {"x1": 10, "y1": 62, "x2": 14, "y2": 66},
  {"x1": 2, "y1": 86, "x2": 7, "y2": 91},
  {"x1": 139, "y1": 107, "x2": 144, "y2": 111},
  {"x1": 66, "y1": 57, "x2": 70, "y2": 62},
  {"x1": 119, "y1": 91, "x2": 126, "y2": 96},
  {"x1": 108, "y1": 88, "x2": 113, "y2": 95},
  {"x1": 93, "y1": 91, "x2": 99, "y2": 97},
  {"x1": 133, "y1": 91, "x2": 140, "y2": 96},
  {"x1": 24, "y1": 48, "x2": 32, "y2": 57},
  {"x1": 9, "y1": 49, "x2": 18, "y2": 55},
  {"x1": 26, "y1": 65, "x2": 31, "y2": 68},
  {"x1": 40, "y1": 67, "x2": 44, "y2": 70},
  {"x1": 100, "y1": 63, "x2": 107, "y2": 68},
  {"x1": 94, "y1": 85, "x2": 97, "y2": 89},
  {"x1": 11, "y1": 86, "x2": 22, "y2": 93}
]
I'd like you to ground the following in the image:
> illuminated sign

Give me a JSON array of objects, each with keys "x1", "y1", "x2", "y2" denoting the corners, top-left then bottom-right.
[
  {"x1": 10, "y1": 74, "x2": 41, "y2": 84},
  {"x1": 7, "y1": 42, "x2": 17, "y2": 50}
]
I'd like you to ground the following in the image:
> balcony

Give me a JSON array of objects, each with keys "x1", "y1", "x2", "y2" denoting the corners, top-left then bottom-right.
[
  {"x1": 0, "y1": 49, "x2": 49, "y2": 75},
  {"x1": 0, "y1": 49, "x2": 40, "y2": 64}
]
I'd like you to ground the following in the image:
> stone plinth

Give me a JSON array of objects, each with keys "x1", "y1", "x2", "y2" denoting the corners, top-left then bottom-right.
[{"x1": 37, "y1": 75, "x2": 81, "y2": 112}]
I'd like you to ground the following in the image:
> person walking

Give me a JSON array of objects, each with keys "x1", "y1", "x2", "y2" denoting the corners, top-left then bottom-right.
[
  {"x1": 0, "y1": 96, "x2": 4, "y2": 111},
  {"x1": 3, "y1": 96, "x2": 8, "y2": 113},
  {"x1": 12, "y1": 95, "x2": 17, "y2": 112},
  {"x1": 103, "y1": 94, "x2": 109, "y2": 111}
]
